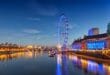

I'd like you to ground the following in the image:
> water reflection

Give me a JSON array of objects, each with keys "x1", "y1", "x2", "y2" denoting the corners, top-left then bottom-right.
[
  {"x1": 56, "y1": 54, "x2": 62, "y2": 75},
  {"x1": 0, "y1": 51, "x2": 43, "y2": 62},
  {"x1": 56, "y1": 54, "x2": 69, "y2": 75},
  {"x1": 24, "y1": 51, "x2": 43, "y2": 58},
  {"x1": 68, "y1": 54, "x2": 110, "y2": 75},
  {"x1": 0, "y1": 52, "x2": 24, "y2": 61},
  {"x1": 0, "y1": 51, "x2": 110, "y2": 75}
]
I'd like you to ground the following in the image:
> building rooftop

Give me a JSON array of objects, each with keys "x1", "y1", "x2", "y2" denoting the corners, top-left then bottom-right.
[
  {"x1": 72, "y1": 33, "x2": 108, "y2": 44},
  {"x1": 84, "y1": 33, "x2": 108, "y2": 39}
]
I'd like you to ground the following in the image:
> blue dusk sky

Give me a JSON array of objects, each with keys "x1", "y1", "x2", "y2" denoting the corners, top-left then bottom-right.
[{"x1": 0, "y1": 0, "x2": 110, "y2": 46}]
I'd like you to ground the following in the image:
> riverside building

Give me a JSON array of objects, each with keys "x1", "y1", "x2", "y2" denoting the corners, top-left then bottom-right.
[{"x1": 72, "y1": 23, "x2": 110, "y2": 50}]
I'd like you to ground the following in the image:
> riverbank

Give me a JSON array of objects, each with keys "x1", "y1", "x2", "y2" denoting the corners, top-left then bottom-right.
[
  {"x1": 58, "y1": 50, "x2": 110, "y2": 64},
  {"x1": 0, "y1": 50, "x2": 27, "y2": 55}
]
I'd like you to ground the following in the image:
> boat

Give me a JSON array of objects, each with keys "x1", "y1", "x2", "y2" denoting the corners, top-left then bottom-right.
[{"x1": 48, "y1": 49, "x2": 56, "y2": 57}]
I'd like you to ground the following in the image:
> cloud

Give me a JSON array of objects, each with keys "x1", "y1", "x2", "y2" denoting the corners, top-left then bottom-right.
[
  {"x1": 37, "y1": 7, "x2": 58, "y2": 16},
  {"x1": 68, "y1": 23, "x2": 79, "y2": 30},
  {"x1": 23, "y1": 29, "x2": 40, "y2": 34},
  {"x1": 29, "y1": 1, "x2": 59, "y2": 16},
  {"x1": 13, "y1": 33, "x2": 28, "y2": 37}
]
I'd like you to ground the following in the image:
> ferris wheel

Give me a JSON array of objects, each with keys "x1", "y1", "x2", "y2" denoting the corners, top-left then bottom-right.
[{"x1": 57, "y1": 14, "x2": 69, "y2": 50}]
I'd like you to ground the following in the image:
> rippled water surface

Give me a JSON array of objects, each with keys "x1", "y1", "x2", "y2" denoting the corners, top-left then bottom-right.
[{"x1": 0, "y1": 51, "x2": 110, "y2": 75}]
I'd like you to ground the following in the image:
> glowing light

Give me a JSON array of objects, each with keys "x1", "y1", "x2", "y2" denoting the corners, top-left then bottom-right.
[
  {"x1": 25, "y1": 52, "x2": 33, "y2": 58},
  {"x1": 57, "y1": 54, "x2": 62, "y2": 64},
  {"x1": 57, "y1": 14, "x2": 69, "y2": 50},
  {"x1": 38, "y1": 46, "x2": 41, "y2": 49},
  {"x1": 108, "y1": 66, "x2": 110, "y2": 73},
  {"x1": 56, "y1": 54, "x2": 62, "y2": 75},
  {"x1": 57, "y1": 44, "x2": 62, "y2": 49},
  {"x1": 88, "y1": 60, "x2": 98, "y2": 72},
  {"x1": 26, "y1": 45, "x2": 33, "y2": 49},
  {"x1": 72, "y1": 56, "x2": 78, "y2": 61},
  {"x1": 87, "y1": 40, "x2": 106, "y2": 50},
  {"x1": 72, "y1": 43, "x2": 81, "y2": 50}
]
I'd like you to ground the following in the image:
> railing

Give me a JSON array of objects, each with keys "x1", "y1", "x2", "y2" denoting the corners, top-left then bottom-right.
[{"x1": 70, "y1": 49, "x2": 110, "y2": 59}]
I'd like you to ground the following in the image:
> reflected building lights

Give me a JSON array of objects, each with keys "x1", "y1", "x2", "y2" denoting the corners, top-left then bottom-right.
[
  {"x1": 87, "y1": 60, "x2": 98, "y2": 73},
  {"x1": 0, "y1": 51, "x2": 43, "y2": 61},
  {"x1": 56, "y1": 54, "x2": 62, "y2": 75},
  {"x1": 56, "y1": 54, "x2": 69, "y2": 75},
  {"x1": 62, "y1": 55, "x2": 69, "y2": 75},
  {"x1": 0, "y1": 52, "x2": 24, "y2": 61},
  {"x1": 68, "y1": 54, "x2": 110, "y2": 75},
  {"x1": 103, "y1": 65, "x2": 110, "y2": 75},
  {"x1": 24, "y1": 51, "x2": 42, "y2": 58}
]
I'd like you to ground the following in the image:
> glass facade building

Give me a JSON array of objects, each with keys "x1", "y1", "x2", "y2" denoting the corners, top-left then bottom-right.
[
  {"x1": 72, "y1": 24, "x2": 110, "y2": 50},
  {"x1": 87, "y1": 40, "x2": 107, "y2": 50},
  {"x1": 72, "y1": 43, "x2": 81, "y2": 50},
  {"x1": 107, "y1": 23, "x2": 110, "y2": 35},
  {"x1": 88, "y1": 28, "x2": 99, "y2": 36}
]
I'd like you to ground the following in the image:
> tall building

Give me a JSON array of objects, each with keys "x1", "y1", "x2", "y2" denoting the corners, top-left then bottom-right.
[
  {"x1": 88, "y1": 28, "x2": 99, "y2": 36},
  {"x1": 107, "y1": 23, "x2": 110, "y2": 35},
  {"x1": 72, "y1": 23, "x2": 110, "y2": 50}
]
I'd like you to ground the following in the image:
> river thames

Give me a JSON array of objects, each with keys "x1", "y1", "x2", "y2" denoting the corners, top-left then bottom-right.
[{"x1": 0, "y1": 51, "x2": 109, "y2": 75}]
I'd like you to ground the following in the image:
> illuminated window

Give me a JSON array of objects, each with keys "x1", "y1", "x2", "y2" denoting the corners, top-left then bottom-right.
[{"x1": 87, "y1": 40, "x2": 106, "y2": 50}]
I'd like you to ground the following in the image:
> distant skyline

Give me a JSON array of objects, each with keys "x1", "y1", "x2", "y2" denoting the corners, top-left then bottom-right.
[{"x1": 0, "y1": 0, "x2": 110, "y2": 46}]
